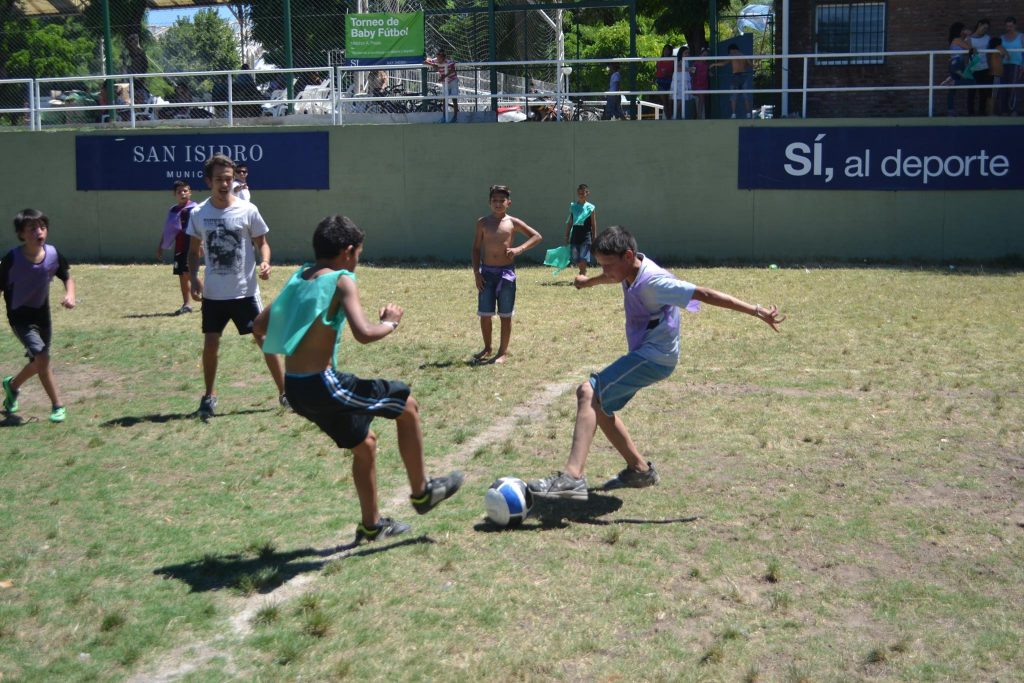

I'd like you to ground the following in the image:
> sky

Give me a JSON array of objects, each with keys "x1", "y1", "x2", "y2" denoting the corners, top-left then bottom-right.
[{"x1": 147, "y1": 6, "x2": 235, "y2": 27}]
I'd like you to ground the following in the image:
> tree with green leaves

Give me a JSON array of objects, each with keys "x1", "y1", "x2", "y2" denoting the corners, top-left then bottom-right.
[
  {"x1": 155, "y1": 9, "x2": 240, "y2": 74},
  {"x1": 249, "y1": 0, "x2": 347, "y2": 69},
  {"x1": 82, "y1": 0, "x2": 150, "y2": 75}
]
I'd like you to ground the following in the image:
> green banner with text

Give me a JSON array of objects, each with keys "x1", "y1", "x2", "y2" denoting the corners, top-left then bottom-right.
[{"x1": 345, "y1": 12, "x2": 424, "y2": 66}]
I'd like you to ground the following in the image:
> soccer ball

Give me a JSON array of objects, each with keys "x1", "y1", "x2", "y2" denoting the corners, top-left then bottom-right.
[{"x1": 484, "y1": 477, "x2": 533, "y2": 527}]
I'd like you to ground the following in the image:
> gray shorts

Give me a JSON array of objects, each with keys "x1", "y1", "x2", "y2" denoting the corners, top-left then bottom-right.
[{"x1": 10, "y1": 314, "x2": 51, "y2": 359}]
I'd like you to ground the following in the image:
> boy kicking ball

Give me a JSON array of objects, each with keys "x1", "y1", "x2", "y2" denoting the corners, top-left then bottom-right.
[
  {"x1": 256, "y1": 215, "x2": 462, "y2": 543},
  {"x1": 528, "y1": 226, "x2": 784, "y2": 501}
]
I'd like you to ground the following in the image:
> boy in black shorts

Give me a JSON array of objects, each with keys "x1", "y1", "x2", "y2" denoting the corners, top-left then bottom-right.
[
  {"x1": 186, "y1": 154, "x2": 286, "y2": 417},
  {"x1": 1, "y1": 209, "x2": 77, "y2": 423},
  {"x1": 156, "y1": 180, "x2": 197, "y2": 315},
  {"x1": 255, "y1": 215, "x2": 462, "y2": 543}
]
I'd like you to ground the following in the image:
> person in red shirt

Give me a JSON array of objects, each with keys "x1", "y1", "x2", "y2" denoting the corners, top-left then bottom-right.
[{"x1": 654, "y1": 44, "x2": 675, "y2": 116}]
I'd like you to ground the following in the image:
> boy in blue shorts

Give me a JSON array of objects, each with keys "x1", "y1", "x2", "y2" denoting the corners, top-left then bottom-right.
[
  {"x1": 255, "y1": 215, "x2": 462, "y2": 543},
  {"x1": 528, "y1": 226, "x2": 784, "y2": 500},
  {"x1": 1, "y1": 209, "x2": 77, "y2": 423},
  {"x1": 564, "y1": 184, "x2": 597, "y2": 276},
  {"x1": 471, "y1": 184, "x2": 543, "y2": 364}
]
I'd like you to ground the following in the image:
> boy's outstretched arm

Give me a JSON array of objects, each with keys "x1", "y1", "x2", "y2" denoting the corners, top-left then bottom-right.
[
  {"x1": 507, "y1": 218, "x2": 542, "y2": 258},
  {"x1": 692, "y1": 286, "x2": 785, "y2": 331},
  {"x1": 337, "y1": 275, "x2": 403, "y2": 344},
  {"x1": 573, "y1": 272, "x2": 616, "y2": 289}
]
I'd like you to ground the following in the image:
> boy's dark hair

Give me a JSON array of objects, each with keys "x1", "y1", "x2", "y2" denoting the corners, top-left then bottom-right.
[
  {"x1": 990, "y1": 36, "x2": 1003, "y2": 48},
  {"x1": 1007, "y1": 16, "x2": 1017, "y2": 24},
  {"x1": 728, "y1": 43, "x2": 739, "y2": 52},
  {"x1": 976, "y1": 18, "x2": 990, "y2": 29},
  {"x1": 577, "y1": 183, "x2": 589, "y2": 191},
  {"x1": 313, "y1": 215, "x2": 365, "y2": 260},
  {"x1": 172, "y1": 180, "x2": 190, "y2": 192},
  {"x1": 489, "y1": 184, "x2": 510, "y2": 198},
  {"x1": 236, "y1": 163, "x2": 248, "y2": 171},
  {"x1": 593, "y1": 225, "x2": 637, "y2": 257},
  {"x1": 13, "y1": 208, "x2": 48, "y2": 235},
  {"x1": 204, "y1": 153, "x2": 234, "y2": 179}
]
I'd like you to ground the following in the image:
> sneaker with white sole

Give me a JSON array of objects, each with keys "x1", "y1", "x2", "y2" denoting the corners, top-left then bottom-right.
[
  {"x1": 410, "y1": 471, "x2": 464, "y2": 514},
  {"x1": 607, "y1": 461, "x2": 660, "y2": 489},
  {"x1": 2, "y1": 375, "x2": 18, "y2": 413},
  {"x1": 527, "y1": 471, "x2": 588, "y2": 500},
  {"x1": 354, "y1": 517, "x2": 411, "y2": 544},
  {"x1": 49, "y1": 405, "x2": 66, "y2": 423}
]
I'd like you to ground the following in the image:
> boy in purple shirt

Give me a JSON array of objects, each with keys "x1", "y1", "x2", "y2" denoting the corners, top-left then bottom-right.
[
  {"x1": 528, "y1": 226, "x2": 784, "y2": 500},
  {"x1": 0, "y1": 209, "x2": 77, "y2": 423}
]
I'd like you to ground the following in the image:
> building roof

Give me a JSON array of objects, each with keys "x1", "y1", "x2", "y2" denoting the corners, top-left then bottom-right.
[{"x1": 15, "y1": 0, "x2": 230, "y2": 18}]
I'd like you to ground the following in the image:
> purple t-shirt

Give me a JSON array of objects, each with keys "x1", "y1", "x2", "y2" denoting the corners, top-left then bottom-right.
[
  {"x1": 0, "y1": 244, "x2": 70, "y2": 312},
  {"x1": 622, "y1": 254, "x2": 698, "y2": 366}
]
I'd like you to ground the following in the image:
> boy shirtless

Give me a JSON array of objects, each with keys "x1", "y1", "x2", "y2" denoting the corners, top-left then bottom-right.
[
  {"x1": 256, "y1": 215, "x2": 462, "y2": 543},
  {"x1": 471, "y1": 184, "x2": 543, "y2": 364}
]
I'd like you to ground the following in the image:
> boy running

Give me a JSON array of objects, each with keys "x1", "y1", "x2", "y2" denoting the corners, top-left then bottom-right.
[
  {"x1": 187, "y1": 154, "x2": 286, "y2": 417},
  {"x1": 1, "y1": 209, "x2": 76, "y2": 423},
  {"x1": 471, "y1": 184, "x2": 543, "y2": 364},
  {"x1": 156, "y1": 180, "x2": 197, "y2": 315},
  {"x1": 528, "y1": 226, "x2": 784, "y2": 500},
  {"x1": 256, "y1": 215, "x2": 462, "y2": 543}
]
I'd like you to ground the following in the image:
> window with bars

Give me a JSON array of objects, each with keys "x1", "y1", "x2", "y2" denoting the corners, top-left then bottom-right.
[{"x1": 815, "y1": 2, "x2": 886, "y2": 65}]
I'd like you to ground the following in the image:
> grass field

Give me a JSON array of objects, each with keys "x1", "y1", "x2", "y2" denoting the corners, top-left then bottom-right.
[{"x1": 0, "y1": 262, "x2": 1022, "y2": 682}]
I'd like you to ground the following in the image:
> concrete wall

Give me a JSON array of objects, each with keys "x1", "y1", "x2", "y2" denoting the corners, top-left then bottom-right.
[{"x1": 1, "y1": 119, "x2": 1021, "y2": 263}]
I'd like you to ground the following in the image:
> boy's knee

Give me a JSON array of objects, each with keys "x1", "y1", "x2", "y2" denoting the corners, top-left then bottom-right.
[
  {"x1": 576, "y1": 381, "x2": 594, "y2": 402},
  {"x1": 354, "y1": 430, "x2": 378, "y2": 455},
  {"x1": 400, "y1": 396, "x2": 420, "y2": 419}
]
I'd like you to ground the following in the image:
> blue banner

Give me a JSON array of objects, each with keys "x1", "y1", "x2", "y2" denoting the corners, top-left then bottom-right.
[
  {"x1": 76, "y1": 132, "x2": 329, "y2": 191},
  {"x1": 738, "y1": 126, "x2": 1021, "y2": 190}
]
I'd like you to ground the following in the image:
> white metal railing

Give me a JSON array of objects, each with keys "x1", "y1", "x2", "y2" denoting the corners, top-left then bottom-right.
[{"x1": 3, "y1": 48, "x2": 1024, "y2": 130}]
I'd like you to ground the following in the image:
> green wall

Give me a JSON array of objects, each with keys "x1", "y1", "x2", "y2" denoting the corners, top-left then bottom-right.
[{"x1": 1, "y1": 119, "x2": 1021, "y2": 263}]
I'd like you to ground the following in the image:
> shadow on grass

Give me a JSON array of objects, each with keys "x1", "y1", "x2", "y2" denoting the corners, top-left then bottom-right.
[
  {"x1": 0, "y1": 413, "x2": 34, "y2": 427},
  {"x1": 154, "y1": 535, "x2": 433, "y2": 593},
  {"x1": 122, "y1": 311, "x2": 188, "y2": 319},
  {"x1": 539, "y1": 279, "x2": 575, "y2": 287},
  {"x1": 474, "y1": 492, "x2": 701, "y2": 532},
  {"x1": 101, "y1": 408, "x2": 274, "y2": 427}
]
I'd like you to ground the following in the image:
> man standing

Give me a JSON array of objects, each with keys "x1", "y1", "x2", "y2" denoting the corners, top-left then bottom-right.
[{"x1": 187, "y1": 154, "x2": 286, "y2": 417}]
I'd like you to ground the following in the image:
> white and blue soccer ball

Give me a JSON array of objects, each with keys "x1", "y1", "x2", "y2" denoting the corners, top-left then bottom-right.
[{"x1": 484, "y1": 477, "x2": 534, "y2": 527}]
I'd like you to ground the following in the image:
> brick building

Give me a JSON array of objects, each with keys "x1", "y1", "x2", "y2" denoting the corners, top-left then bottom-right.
[{"x1": 776, "y1": 2, "x2": 1013, "y2": 117}]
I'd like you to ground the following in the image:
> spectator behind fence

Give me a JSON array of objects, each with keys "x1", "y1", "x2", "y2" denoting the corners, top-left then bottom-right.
[
  {"x1": 967, "y1": 19, "x2": 993, "y2": 116},
  {"x1": 710, "y1": 43, "x2": 754, "y2": 119},
  {"x1": 692, "y1": 47, "x2": 710, "y2": 119},
  {"x1": 654, "y1": 44, "x2": 674, "y2": 116},
  {"x1": 988, "y1": 36, "x2": 1008, "y2": 114},
  {"x1": 670, "y1": 47, "x2": 695, "y2": 119},
  {"x1": 999, "y1": 17, "x2": 1022, "y2": 115},
  {"x1": 425, "y1": 49, "x2": 459, "y2": 121},
  {"x1": 603, "y1": 62, "x2": 625, "y2": 120},
  {"x1": 945, "y1": 22, "x2": 972, "y2": 116}
]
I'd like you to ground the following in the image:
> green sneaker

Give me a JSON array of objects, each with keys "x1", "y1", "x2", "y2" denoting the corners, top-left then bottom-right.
[
  {"x1": 2, "y1": 375, "x2": 18, "y2": 413},
  {"x1": 49, "y1": 406, "x2": 66, "y2": 423}
]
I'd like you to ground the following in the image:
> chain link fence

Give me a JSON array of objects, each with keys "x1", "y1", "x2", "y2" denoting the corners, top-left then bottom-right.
[{"x1": 1, "y1": 0, "x2": 590, "y2": 126}]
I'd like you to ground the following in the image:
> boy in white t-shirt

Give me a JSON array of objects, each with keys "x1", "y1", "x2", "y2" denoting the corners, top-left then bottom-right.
[{"x1": 187, "y1": 154, "x2": 286, "y2": 418}]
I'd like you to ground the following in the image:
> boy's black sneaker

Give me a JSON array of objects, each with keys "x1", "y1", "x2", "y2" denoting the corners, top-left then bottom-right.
[
  {"x1": 411, "y1": 471, "x2": 464, "y2": 514},
  {"x1": 197, "y1": 394, "x2": 217, "y2": 418},
  {"x1": 355, "y1": 517, "x2": 411, "y2": 544},
  {"x1": 606, "y1": 461, "x2": 660, "y2": 489}
]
